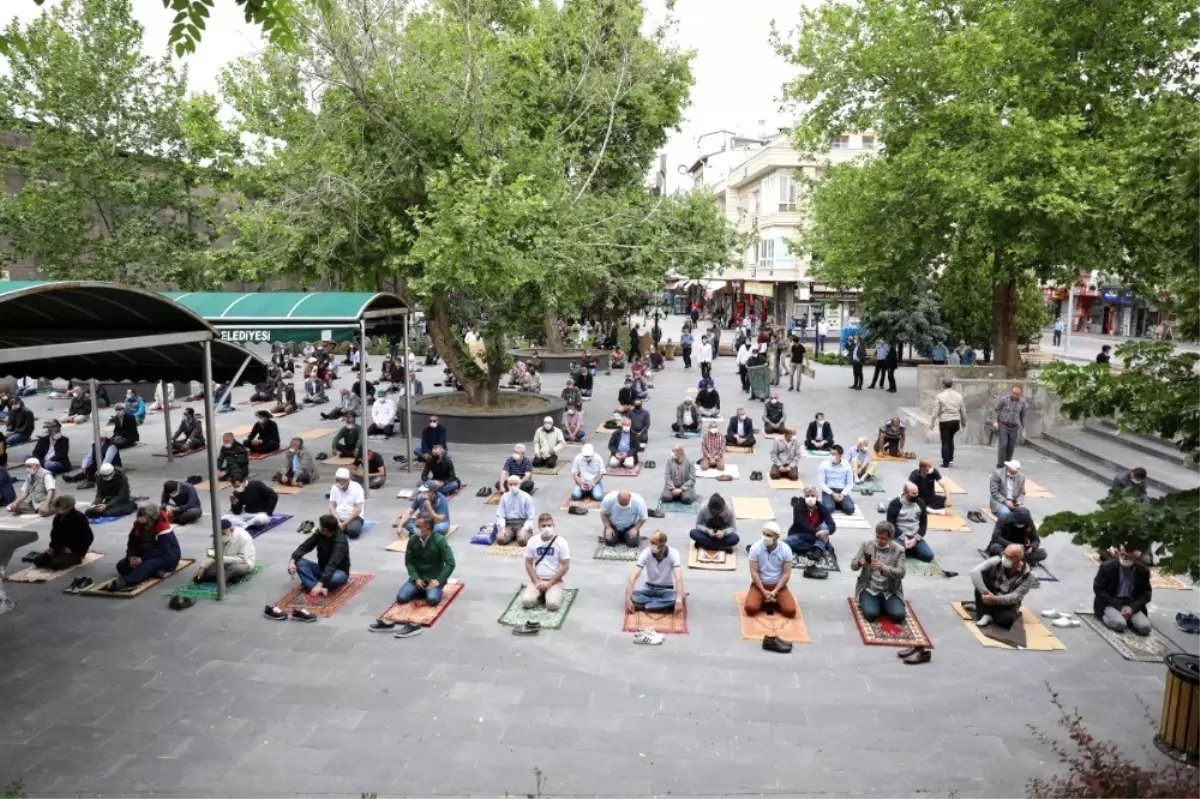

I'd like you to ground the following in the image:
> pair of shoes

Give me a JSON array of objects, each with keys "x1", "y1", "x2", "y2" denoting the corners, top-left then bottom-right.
[
  {"x1": 63, "y1": 576, "x2": 93, "y2": 594},
  {"x1": 168, "y1": 596, "x2": 196, "y2": 611},
  {"x1": 264, "y1": 604, "x2": 301, "y2": 621},
  {"x1": 647, "y1": 508, "x2": 665, "y2": 519},
  {"x1": 476, "y1": 486, "x2": 492, "y2": 497},
  {"x1": 1176, "y1": 612, "x2": 1200, "y2": 634},
  {"x1": 902, "y1": 647, "x2": 931, "y2": 665},
  {"x1": 291, "y1": 608, "x2": 317, "y2": 623},
  {"x1": 966, "y1": 510, "x2": 987, "y2": 524},
  {"x1": 633, "y1": 628, "x2": 664, "y2": 645},
  {"x1": 315, "y1": 452, "x2": 329, "y2": 460},
  {"x1": 749, "y1": 471, "x2": 762, "y2": 481},
  {"x1": 803, "y1": 564, "x2": 828, "y2": 580},
  {"x1": 762, "y1": 635, "x2": 792, "y2": 653},
  {"x1": 512, "y1": 621, "x2": 541, "y2": 637},
  {"x1": 297, "y1": 520, "x2": 315, "y2": 534},
  {"x1": 568, "y1": 505, "x2": 589, "y2": 515},
  {"x1": 644, "y1": 460, "x2": 656, "y2": 469},
  {"x1": 1052, "y1": 616, "x2": 1081, "y2": 628}
]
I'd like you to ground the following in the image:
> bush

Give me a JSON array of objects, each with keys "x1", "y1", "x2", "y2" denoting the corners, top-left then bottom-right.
[
  {"x1": 1027, "y1": 685, "x2": 1199, "y2": 798},
  {"x1": 813, "y1": 352, "x2": 847, "y2": 366}
]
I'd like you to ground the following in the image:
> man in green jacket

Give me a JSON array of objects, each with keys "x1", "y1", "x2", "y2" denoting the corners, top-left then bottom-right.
[{"x1": 368, "y1": 517, "x2": 455, "y2": 638}]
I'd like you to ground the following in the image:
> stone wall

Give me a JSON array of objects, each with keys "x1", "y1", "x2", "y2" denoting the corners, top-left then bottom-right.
[{"x1": 902, "y1": 365, "x2": 1064, "y2": 445}]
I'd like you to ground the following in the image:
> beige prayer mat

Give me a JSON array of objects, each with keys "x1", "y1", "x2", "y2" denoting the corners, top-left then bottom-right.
[{"x1": 732, "y1": 496, "x2": 775, "y2": 521}]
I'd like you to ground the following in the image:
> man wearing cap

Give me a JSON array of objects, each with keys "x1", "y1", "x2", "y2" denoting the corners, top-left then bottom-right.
[
  {"x1": 987, "y1": 506, "x2": 1045, "y2": 564},
  {"x1": 7, "y1": 457, "x2": 57, "y2": 516},
  {"x1": 989, "y1": 460, "x2": 1027, "y2": 519},
  {"x1": 768, "y1": 427, "x2": 801, "y2": 481},
  {"x1": 330, "y1": 413, "x2": 361, "y2": 459},
  {"x1": 495, "y1": 475, "x2": 537, "y2": 546},
  {"x1": 227, "y1": 475, "x2": 278, "y2": 529},
  {"x1": 84, "y1": 463, "x2": 132, "y2": 519},
  {"x1": 195, "y1": 518, "x2": 257, "y2": 584},
  {"x1": 600, "y1": 489, "x2": 648, "y2": 548},
  {"x1": 328, "y1": 467, "x2": 365, "y2": 538},
  {"x1": 672, "y1": 396, "x2": 701, "y2": 437},
  {"x1": 394, "y1": 483, "x2": 450, "y2": 537},
  {"x1": 244, "y1": 410, "x2": 281, "y2": 455},
  {"x1": 744, "y1": 522, "x2": 797, "y2": 618},
  {"x1": 216, "y1": 432, "x2": 250, "y2": 483},
  {"x1": 532, "y1": 417, "x2": 566, "y2": 469},
  {"x1": 689, "y1": 493, "x2": 739, "y2": 552},
  {"x1": 170, "y1": 407, "x2": 206, "y2": 454},
  {"x1": 570, "y1": 444, "x2": 606, "y2": 502},
  {"x1": 661, "y1": 445, "x2": 696, "y2": 505}
]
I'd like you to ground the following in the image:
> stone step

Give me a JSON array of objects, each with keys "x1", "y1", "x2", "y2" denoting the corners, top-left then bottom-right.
[
  {"x1": 1038, "y1": 428, "x2": 1199, "y2": 495},
  {"x1": 1091, "y1": 419, "x2": 1191, "y2": 465},
  {"x1": 1024, "y1": 437, "x2": 1166, "y2": 500}
]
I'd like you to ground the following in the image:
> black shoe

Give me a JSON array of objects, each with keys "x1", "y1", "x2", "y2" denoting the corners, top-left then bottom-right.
[
  {"x1": 568, "y1": 505, "x2": 589, "y2": 515},
  {"x1": 803, "y1": 565, "x2": 828, "y2": 580},
  {"x1": 393, "y1": 623, "x2": 422, "y2": 639},
  {"x1": 264, "y1": 605, "x2": 287, "y2": 620},
  {"x1": 368, "y1": 620, "x2": 396, "y2": 633},
  {"x1": 291, "y1": 608, "x2": 317, "y2": 623},
  {"x1": 896, "y1": 646, "x2": 918, "y2": 659},
  {"x1": 903, "y1": 648, "x2": 931, "y2": 665},
  {"x1": 762, "y1": 635, "x2": 792, "y2": 654},
  {"x1": 20, "y1": 552, "x2": 38, "y2": 563},
  {"x1": 511, "y1": 621, "x2": 541, "y2": 636},
  {"x1": 316, "y1": 452, "x2": 328, "y2": 461},
  {"x1": 169, "y1": 596, "x2": 183, "y2": 610}
]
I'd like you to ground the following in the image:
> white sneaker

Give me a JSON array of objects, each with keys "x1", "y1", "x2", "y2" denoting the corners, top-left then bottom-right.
[
  {"x1": 633, "y1": 628, "x2": 664, "y2": 646},
  {"x1": 1052, "y1": 617, "x2": 1081, "y2": 628},
  {"x1": 1041, "y1": 608, "x2": 1060, "y2": 618},
  {"x1": 977, "y1": 614, "x2": 993, "y2": 627}
]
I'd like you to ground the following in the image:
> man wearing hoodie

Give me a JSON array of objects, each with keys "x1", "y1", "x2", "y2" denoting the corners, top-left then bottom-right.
[
  {"x1": 689, "y1": 493, "x2": 739, "y2": 552},
  {"x1": 107, "y1": 502, "x2": 181, "y2": 592},
  {"x1": 195, "y1": 518, "x2": 257, "y2": 583},
  {"x1": 5, "y1": 399, "x2": 35, "y2": 446}
]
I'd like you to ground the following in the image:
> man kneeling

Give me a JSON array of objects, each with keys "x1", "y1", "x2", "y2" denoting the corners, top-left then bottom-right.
[
  {"x1": 1092, "y1": 545, "x2": 1152, "y2": 637},
  {"x1": 600, "y1": 490, "x2": 647, "y2": 547},
  {"x1": 660, "y1": 445, "x2": 696, "y2": 504},
  {"x1": 744, "y1": 522, "x2": 796, "y2": 618},
  {"x1": 194, "y1": 518, "x2": 256, "y2": 583},
  {"x1": 851, "y1": 522, "x2": 907, "y2": 623},
  {"x1": 768, "y1": 427, "x2": 801, "y2": 481},
  {"x1": 108, "y1": 503, "x2": 181, "y2": 592},
  {"x1": 689, "y1": 494, "x2": 739, "y2": 551},
  {"x1": 495, "y1": 475, "x2": 536, "y2": 546},
  {"x1": 522, "y1": 513, "x2": 570, "y2": 611},
  {"x1": 969, "y1": 543, "x2": 1038, "y2": 629}
]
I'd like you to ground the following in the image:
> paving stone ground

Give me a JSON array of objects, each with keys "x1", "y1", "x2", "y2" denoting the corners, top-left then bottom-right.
[{"x1": 1, "y1": 315, "x2": 1196, "y2": 797}]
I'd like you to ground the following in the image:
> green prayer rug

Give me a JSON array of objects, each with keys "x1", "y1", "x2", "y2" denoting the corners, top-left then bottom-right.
[
  {"x1": 907, "y1": 559, "x2": 945, "y2": 577},
  {"x1": 497, "y1": 586, "x2": 579, "y2": 630},
  {"x1": 167, "y1": 565, "x2": 268, "y2": 600}
]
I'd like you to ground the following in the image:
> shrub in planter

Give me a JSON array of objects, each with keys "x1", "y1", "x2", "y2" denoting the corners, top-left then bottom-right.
[{"x1": 813, "y1": 352, "x2": 847, "y2": 366}]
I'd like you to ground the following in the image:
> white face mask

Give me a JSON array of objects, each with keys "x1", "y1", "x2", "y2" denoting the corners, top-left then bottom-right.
[
  {"x1": 804, "y1": 496, "x2": 816, "y2": 507},
  {"x1": 540, "y1": 526, "x2": 554, "y2": 538},
  {"x1": 1000, "y1": 556, "x2": 1013, "y2": 569},
  {"x1": 509, "y1": 485, "x2": 520, "y2": 493},
  {"x1": 762, "y1": 537, "x2": 777, "y2": 549},
  {"x1": 512, "y1": 452, "x2": 521, "y2": 460},
  {"x1": 621, "y1": 427, "x2": 631, "y2": 434},
  {"x1": 1118, "y1": 557, "x2": 1134, "y2": 568},
  {"x1": 543, "y1": 423, "x2": 552, "y2": 430},
  {"x1": 429, "y1": 422, "x2": 438, "y2": 428},
  {"x1": 233, "y1": 486, "x2": 245, "y2": 494}
]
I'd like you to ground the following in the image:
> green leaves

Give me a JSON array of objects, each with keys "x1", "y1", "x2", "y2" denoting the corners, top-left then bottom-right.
[{"x1": 157, "y1": 0, "x2": 295, "y2": 57}]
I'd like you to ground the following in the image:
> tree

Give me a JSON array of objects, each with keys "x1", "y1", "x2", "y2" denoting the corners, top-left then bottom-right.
[
  {"x1": 216, "y1": 0, "x2": 740, "y2": 405},
  {"x1": 774, "y1": 0, "x2": 1198, "y2": 375},
  {"x1": 0, "y1": 0, "x2": 228, "y2": 287},
  {"x1": 860, "y1": 287, "x2": 949, "y2": 357},
  {"x1": 24, "y1": 0, "x2": 297, "y2": 57},
  {"x1": 936, "y1": 257, "x2": 1047, "y2": 358}
]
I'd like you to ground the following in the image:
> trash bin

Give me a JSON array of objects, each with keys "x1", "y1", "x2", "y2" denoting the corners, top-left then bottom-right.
[{"x1": 1155, "y1": 653, "x2": 1199, "y2": 765}]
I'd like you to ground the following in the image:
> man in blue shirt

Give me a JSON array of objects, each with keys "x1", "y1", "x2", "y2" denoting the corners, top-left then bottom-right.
[
  {"x1": 744, "y1": 522, "x2": 796, "y2": 619},
  {"x1": 495, "y1": 475, "x2": 536, "y2": 546},
  {"x1": 600, "y1": 489, "x2": 648, "y2": 547},
  {"x1": 394, "y1": 484, "x2": 450, "y2": 536},
  {"x1": 817, "y1": 444, "x2": 856, "y2": 515},
  {"x1": 869, "y1": 340, "x2": 889, "y2": 389},
  {"x1": 497, "y1": 443, "x2": 535, "y2": 493}
]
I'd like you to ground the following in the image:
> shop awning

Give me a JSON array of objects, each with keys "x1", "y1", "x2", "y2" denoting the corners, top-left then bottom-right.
[
  {"x1": 0, "y1": 281, "x2": 268, "y2": 383},
  {"x1": 162, "y1": 291, "x2": 409, "y2": 343}
]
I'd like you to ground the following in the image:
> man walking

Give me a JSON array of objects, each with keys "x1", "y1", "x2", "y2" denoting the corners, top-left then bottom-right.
[
  {"x1": 1052, "y1": 317, "x2": 1064, "y2": 347},
  {"x1": 991, "y1": 385, "x2": 1027, "y2": 468},
  {"x1": 930, "y1": 378, "x2": 966, "y2": 468}
]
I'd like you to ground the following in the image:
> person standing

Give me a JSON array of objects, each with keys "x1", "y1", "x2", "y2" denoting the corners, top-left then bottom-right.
[
  {"x1": 680, "y1": 327, "x2": 693, "y2": 370},
  {"x1": 884, "y1": 341, "x2": 899, "y2": 392},
  {"x1": 788, "y1": 335, "x2": 806, "y2": 392},
  {"x1": 930, "y1": 378, "x2": 966, "y2": 468},
  {"x1": 847, "y1": 336, "x2": 866, "y2": 390},
  {"x1": 868, "y1": 340, "x2": 889, "y2": 389},
  {"x1": 991, "y1": 385, "x2": 1027, "y2": 468},
  {"x1": 816, "y1": 319, "x2": 828, "y2": 355},
  {"x1": 1052, "y1": 317, "x2": 1064, "y2": 346}
]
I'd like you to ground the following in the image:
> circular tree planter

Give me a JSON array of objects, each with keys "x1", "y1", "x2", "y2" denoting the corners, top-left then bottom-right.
[
  {"x1": 403, "y1": 392, "x2": 567, "y2": 445},
  {"x1": 507, "y1": 348, "x2": 610, "y2": 374}
]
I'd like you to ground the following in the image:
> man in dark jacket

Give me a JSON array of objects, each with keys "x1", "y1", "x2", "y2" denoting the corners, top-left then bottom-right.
[
  {"x1": 161, "y1": 479, "x2": 203, "y2": 525},
  {"x1": 804, "y1": 413, "x2": 834, "y2": 451},
  {"x1": 79, "y1": 403, "x2": 139, "y2": 473},
  {"x1": 689, "y1": 493, "x2": 739, "y2": 551},
  {"x1": 786, "y1": 486, "x2": 837, "y2": 557},
  {"x1": 216, "y1": 433, "x2": 250, "y2": 482},
  {"x1": 62, "y1": 389, "x2": 91, "y2": 425},
  {"x1": 414, "y1": 415, "x2": 448, "y2": 462},
  {"x1": 886, "y1": 482, "x2": 933, "y2": 562},
  {"x1": 108, "y1": 503, "x2": 182, "y2": 592},
  {"x1": 1093, "y1": 546, "x2": 1152, "y2": 636},
  {"x1": 695, "y1": 382, "x2": 721, "y2": 418},
  {"x1": 32, "y1": 422, "x2": 72, "y2": 474},
  {"x1": 289, "y1": 514, "x2": 351, "y2": 595},
  {"x1": 170, "y1": 408, "x2": 206, "y2": 453},
  {"x1": 725, "y1": 408, "x2": 756, "y2": 448},
  {"x1": 617, "y1": 378, "x2": 638, "y2": 412},
  {"x1": 986, "y1": 506, "x2": 1046, "y2": 564},
  {"x1": 86, "y1": 463, "x2": 134, "y2": 518},
  {"x1": 419, "y1": 446, "x2": 460, "y2": 496},
  {"x1": 5, "y1": 399, "x2": 35, "y2": 446},
  {"x1": 607, "y1": 418, "x2": 642, "y2": 467},
  {"x1": 884, "y1": 341, "x2": 899, "y2": 392},
  {"x1": 243, "y1": 410, "x2": 281, "y2": 455},
  {"x1": 1111, "y1": 468, "x2": 1148, "y2": 503},
  {"x1": 330, "y1": 414, "x2": 361, "y2": 459},
  {"x1": 847, "y1": 336, "x2": 866, "y2": 390},
  {"x1": 228, "y1": 476, "x2": 278, "y2": 528},
  {"x1": 32, "y1": 494, "x2": 94, "y2": 571}
]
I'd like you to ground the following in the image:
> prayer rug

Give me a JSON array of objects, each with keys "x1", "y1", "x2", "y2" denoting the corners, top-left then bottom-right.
[
  {"x1": 532, "y1": 462, "x2": 564, "y2": 476},
  {"x1": 221, "y1": 425, "x2": 254, "y2": 438},
  {"x1": 248, "y1": 513, "x2": 293, "y2": 538},
  {"x1": 762, "y1": 433, "x2": 783, "y2": 440},
  {"x1": 486, "y1": 542, "x2": 526, "y2": 558},
  {"x1": 606, "y1": 464, "x2": 643, "y2": 477},
  {"x1": 152, "y1": 447, "x2": 206, "y2": 458},
  {"x1": 484, "y1": 491, "x2": 502, "y2": 505},
  {"x1": 794, "y1": 549, "x2": 840, "y2": 573},
  {"x1": 872, "y1": 450, "x2": 916, "y2": 463},
  {"x1": 975, "y1": 549, "x2": 1057, "y2": 582},
  {"x1": 593, "y1": 544, "x2": 640, "y2": 562},
  {"x1": 247, "y1": 449, "x2": 282, "y2": 461},
  {"x1": 87, "y1": 512, "x2": 135, "y2": 527},
  {"x1": 148, "y1": 404, "x2": 181, "y2": 414},
  {"x1": 847, "y1": 598, "x2": 934, "y2": 649},
  {"x1": 672, "y1": 430, "x2": 701, "y2": 439},
  {"x1": 1024, "y1": 479, "x2": 1055, "y2": 499},
  {"x1": 655, "y1": 500, "x2": 698, "y2": 516},
  {"x1": 167, "y1": 564, "x2": 268, "y2": 600},
  {"x1": 833, "y1": 509, "x2": 871, "y2": 529},
  {"x1": 273, "y1": 484, "x2": 305, "y2": 495},
  {"x1": 687, "y1": 544, "x2": 737, "y2": 571},
  {"x1": 5, "y1": 551, "x2": 104, "y2": 583},
  {"x1": 194, "y1": 473, "x2": 258, "y2": 492},
  {"x1": 623, "y1": 602, "x2": 688, "y2": 634},
  {"x1": 766, "y1": 477, "x2": 803, "y2": 491},
  {"x1": 734, "y1": 593, "x2": 811, "y2": 643},
  {"x1": 324, "y1": 456, "x2": 355, "y2": 466},
  {"x1": 558, "y1": 495, "x2": 603, "y2": 511},
  {"x1": 803, "y1": 449, "x2": 832, "y2": 459},
  {"x1": 950, "y1": 602, "x2": 1065, "y2": 651},
  {"x1": 498, "y1": 586, "x2": 579, "y2": 630},
  {"x1": 938, "y1": 476, "x2": 967, "y2": 494},
  {"x1": 379, "y1": 581, "x2": 463, "y2": 627},
  {"x1": 387, "y1": 525, "x2": 458, "y2": 552},
  {"x1": 274, "y1": 572, "x2": 374, "y2": 617},
  {"x1": 854, "y1": 476, "x2": 885, "y2": 495},
  {"x1": 725, "y1": 445, "x2": 755, "y2": 455},
  {"x1": 906, "y1": 559, "x2": 946, "y2": 577},
  {"x1": 732, "y1": 496, "x2": 774, "y2": 521},
  {"x1": 925, "y1": 512, "x2": 972, "y2": 533},
  {"x1": 294, "y1": 427, "x2": 336, "y2": 440},
  {"x1": 1077, "y1": 611, "x2": 1182, "y2": 663},
  {"x1": 81, "y1": 559, "x2": 196, "y2": 598},
  {"x1": 697, "y1": 464, "x2": 740, "y2": 480}
]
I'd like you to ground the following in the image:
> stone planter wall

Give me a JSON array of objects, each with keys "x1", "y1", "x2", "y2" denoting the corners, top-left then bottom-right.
[
  {"x1": 397, "y1": 393, "x2": 568, "y2": 445},
  {"x1": 507, "y1": 349, "x2": 611, "y2": 374}
]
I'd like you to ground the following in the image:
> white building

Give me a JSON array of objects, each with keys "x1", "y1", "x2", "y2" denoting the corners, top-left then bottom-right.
[{"x1": 684, "y1": 127, "x2": 877, "y2": 331}]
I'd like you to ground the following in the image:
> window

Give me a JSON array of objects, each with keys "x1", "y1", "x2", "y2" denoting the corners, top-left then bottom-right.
[
  {"x1": 832, "y1": 135, "x2": 850, "y2": 149},
  {"x1": 746, "y1": 243, "x2": 757, "y2": 266},
  {"x1": 861, "y1": 135, "x2": 875, "y2": 149},
  {"x1": 758, "y1": 239, "x2": 775, "y2": 270},
  {"x1": 777, "y1": 172, "x2": 797, "y2": 212},
  {"x1": 751, "y1": 190, "x2": 761, "y2": 218}
]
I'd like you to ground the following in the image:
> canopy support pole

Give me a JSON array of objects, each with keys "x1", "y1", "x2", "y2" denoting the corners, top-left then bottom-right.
[
  {"x1": 88, "y1": 379, "x2": 102, "y2": 471},
  {"x1": 217, "y1": 355, "x2": 253, "y2": 411},
  {"x1": 358, "y1": 321, "x2": 370, "y2": 496},
  {"x1": 161, "y1": 382, "x2": 174, "y2": 464},
  {"x1": 403, "y1": 314, "x2": 413, "y2": 471},
  {"x1": 201, "y1": 340, "x2": 227, "y2": 600}
]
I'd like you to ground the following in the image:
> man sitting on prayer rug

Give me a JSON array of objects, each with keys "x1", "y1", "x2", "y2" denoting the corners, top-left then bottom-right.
[
  {"x1": 768, "y1": 427, "x2": 801, "y2": 481},
  {"x1": 744, "y1": 522, "x2": 796, "y2": 618},
  {"x1": 689, "y1": 493, "x2": 739, "y2": 552},
  {"x1": 625, "y1": 530, "x2": 685, "y2": 614},
  {"x1": 660, "y1": 445, "x2": 696, "y2": 505}
]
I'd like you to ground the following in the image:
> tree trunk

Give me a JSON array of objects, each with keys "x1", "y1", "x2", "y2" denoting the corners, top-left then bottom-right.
[
  {"x1": 427, "y1": 293, "x2": 499, "y2": 407},
  {"x1": 543, "y1": 308, "x2": 566, "y2": 354},
  {"x1": 993, "y1": 275, "x2": 1022, "y2": 377}
]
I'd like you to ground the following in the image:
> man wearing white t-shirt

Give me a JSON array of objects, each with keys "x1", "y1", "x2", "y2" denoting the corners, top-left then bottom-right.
[
  {"x1": 624, "y1": 530, "x2": 685, "y2": 613},
  {"x1": 328, "y1": 467, "x2": 365, "y2": 538},
  {"x1": 522, "y1": 513, "x2": 571, "y2": 610}
]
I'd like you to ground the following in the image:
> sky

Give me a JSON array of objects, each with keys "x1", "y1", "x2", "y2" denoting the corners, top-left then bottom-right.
[{"x1": 4, "y1": 0, "x2": 805, "y2": 191}]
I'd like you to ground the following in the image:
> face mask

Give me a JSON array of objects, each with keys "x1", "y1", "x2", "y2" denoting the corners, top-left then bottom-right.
[
  {"x1": 429, "y1": 422, "x2": 438, "y2": 428},
  {"x1": 1000, "y1": 556, "x2": 1013, "y2": 569},
  {"x1": 540, "y1": 526, "x2": 554, "y2": 538},
  {"x1": 652, "y1": 546, "x2": 666, "y2": 557},
  {"x1": 804, "y1": 496, "x2": 816, "y2": 507},
  {"x1": 509, "y1": 485, "x2": 519, "y2": 494},
  {"x1": 621, "y1": 427, "x2": 631, "y2": 434},
  {"x1": 633, "y1": 405, "x2": 642, "y2": 410},
  {"x1": 1118, "y1": 557, "x2": 1134, "y2": 568},
  {"x1": 762, "y1": 537, "x2": 777, "y2": 550},
  {"x1": 512, "y1": 452, "x2": 521, "y2": 460},
  {"x1": 543, "y1": 423, "x2": 552, "y2": 430},
  {"x1": 52, "y1": 433, "x2": 61, "y2": 440},
  {"x1": 233, "y1": 486, "x2": 245, "y2": 494}
]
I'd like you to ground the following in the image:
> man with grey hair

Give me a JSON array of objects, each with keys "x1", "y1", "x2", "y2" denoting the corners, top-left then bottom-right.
[
  {"x1": 930, "y1": 377, "x2": 966, "y2": 468},
  {"x1": 498, "y1": 443, "x2": 535, "y2": 493},
  {"x1": 661, "y1": 445, "x2": 696, "y2": 505},
  {"x1": 991, "y1": 384, "x2": 1027, "y2": 468}
]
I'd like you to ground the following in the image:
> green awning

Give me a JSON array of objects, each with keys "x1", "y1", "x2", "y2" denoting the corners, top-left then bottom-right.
[{"x1": 162, "y1": 291, "x2": 409, "y2": 343}]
